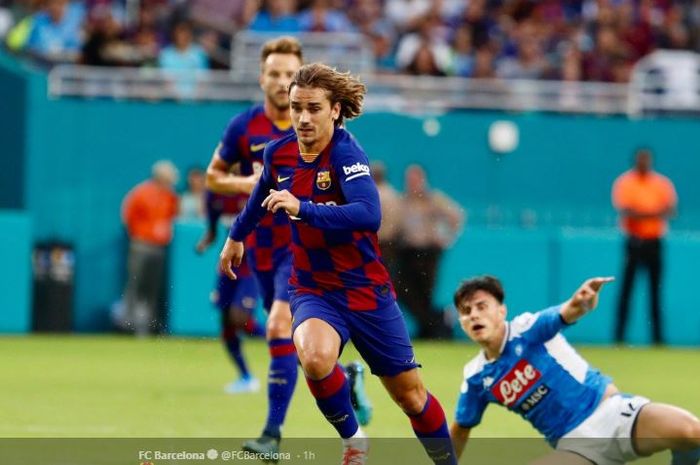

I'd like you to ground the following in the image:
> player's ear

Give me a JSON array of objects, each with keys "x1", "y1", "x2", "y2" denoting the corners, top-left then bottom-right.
[
  {"x1": 331, "y1": 101, "x2": 341, "y2": 122},
  {"x1": 499, "y1": 304, "x2": 507, "y2": 320}
]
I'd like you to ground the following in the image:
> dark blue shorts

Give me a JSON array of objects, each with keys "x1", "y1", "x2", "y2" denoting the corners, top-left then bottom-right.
[
  {"x1": 290, "y1": 293, "x2": 420, "y2": 377},
  {"x1": 253, "y1": 253, "x2": 292, "y2": 311},
  {"x1": 212, "y1": 272, "x2": 258, "y2": 313}
]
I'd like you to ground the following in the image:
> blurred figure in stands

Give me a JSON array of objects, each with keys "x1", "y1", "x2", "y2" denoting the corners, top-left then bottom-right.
[
  {"x1": 121, "y1": 160, "x2": 179, "y2": 336},
  {"x1": 397, "y1": 164, "x2": 464, "y2": 339},
  {"x1": 371, "y1": 161, "x2": 401, "y2": 282},
  {"x1": 25, "y1": 0, "x2": 85, "y2": 64},
  {"x1": 179, "y1": 166, "x2": 206, "y2": 221}
]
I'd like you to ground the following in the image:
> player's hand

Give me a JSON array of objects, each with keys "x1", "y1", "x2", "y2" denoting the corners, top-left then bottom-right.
[
  {"x1": 219, "y1": 238, "x2": 244, "y2": 280},
  {"x1": 195, "y1": 230, "x2": 216, "y2": 254},
  {"x1": 571, "y1": 277, "x2": 615, "y2": 312},
  {"x1": 262, "y1": 189, "x2": 301, "y2": 217}
]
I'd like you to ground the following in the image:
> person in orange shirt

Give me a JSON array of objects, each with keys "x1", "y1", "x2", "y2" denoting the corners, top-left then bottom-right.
[
  {"x1": 611, "y1": 148, "x2": 677, "y2": 345},
  {"x1": 121, "y1": 160, "x2": 180, "y2": 335}
]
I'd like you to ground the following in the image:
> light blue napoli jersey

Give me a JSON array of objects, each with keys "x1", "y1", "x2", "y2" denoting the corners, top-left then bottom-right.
[{"x1": 454, "y1": 306, "x2": 611, "y2": 444}]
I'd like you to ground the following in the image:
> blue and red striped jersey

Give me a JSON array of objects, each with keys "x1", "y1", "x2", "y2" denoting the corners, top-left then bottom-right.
[
  {"x1": 230, "y1": 127, "x2": 396, "y2": 311},
  {"x1": 217, "y1": 104, "x2": 294, "y2": 272}
]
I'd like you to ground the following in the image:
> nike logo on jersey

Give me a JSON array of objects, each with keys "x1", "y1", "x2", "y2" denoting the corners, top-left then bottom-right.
[
  {"x1": 250, "y1": 142, "x2": 266, "y2": 152},
  {"x1": 277, "y1": 175, "x2": 291, "y2": 183}
]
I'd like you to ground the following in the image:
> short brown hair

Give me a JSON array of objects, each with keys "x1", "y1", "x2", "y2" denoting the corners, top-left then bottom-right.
[
  {"x1": 454, "y1": 275, "x2": 505, "y2": 310},
  {"x1": 289, "y1": 63, "x2": 366, "y2": 126},
  {"x1": 260, "y1": 36, "x2": 303, "y2": 68}
]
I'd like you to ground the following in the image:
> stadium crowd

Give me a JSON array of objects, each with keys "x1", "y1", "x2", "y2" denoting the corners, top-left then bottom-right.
[{"x1": 1, "y1": 0, "x2": 699, "y2": 81}]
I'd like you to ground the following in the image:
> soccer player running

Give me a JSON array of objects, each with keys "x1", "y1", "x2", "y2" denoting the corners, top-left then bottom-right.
[
  {"x1": 219, "y1": 63, "x2": 458, "y2": 465},
  {"x1": 205, "y1": 40, "x2": 371, "y2": 458},
  {"x1": 450, "y1": 275, "x2": 700, "y2": 465},
  {"x1": 197, "y1": 189, "x2": 265, "y2": 394}
]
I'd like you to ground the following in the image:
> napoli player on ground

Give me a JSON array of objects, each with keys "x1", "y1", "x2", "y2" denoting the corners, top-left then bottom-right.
[
  {"x1": 205, "y1": 40, "x2": 371, "y2": 459},
  {"x1": 450, "y1": 275, "x2": 700, "y2": 465},
  {"x1": 219, "y1": 63, "x2": 457, "y2": 465},
  {"x1": 197, "y1": 189, "x2": 265, "y2": 394}
]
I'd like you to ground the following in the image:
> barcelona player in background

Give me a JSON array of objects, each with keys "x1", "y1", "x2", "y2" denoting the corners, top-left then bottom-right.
[
  {"x1": 205, "y1": 40, "x2": 371, "y2": 459},
  {"x1": 450, "y1": 275, "x2": 700, "y2": 465},
  {"x1": 196, "y1": 185, "x2": 264, "y2": 394},
  {"x1": 220, "y1": 63, "x2": 457, "y2": 465}
]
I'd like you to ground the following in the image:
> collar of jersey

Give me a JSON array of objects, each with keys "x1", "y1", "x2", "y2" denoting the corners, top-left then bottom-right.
[{"x1": 482, "y1": 322, "x2": 509, "y2": 364}]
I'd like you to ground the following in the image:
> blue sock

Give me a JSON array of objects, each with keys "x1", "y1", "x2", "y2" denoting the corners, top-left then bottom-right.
[
  {"x1": 409, "y1": 392, "x2": 458, "y2": 465},
  {"x1": 263, "y1": 338, "x2": 298, "y2": 439},
  {"x1": 672, "y1": 447, "x2": 700, "y2": 465},
  {"x1": 306, "y1": 364, "x2": 359, "y2": 439},
  {"x1": 222, "y1": 326, "x2": 249, "y2": 378}
]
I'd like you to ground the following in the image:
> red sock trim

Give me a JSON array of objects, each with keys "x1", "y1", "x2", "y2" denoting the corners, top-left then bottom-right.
[
  {"x1": 306, "y1": 364, "x2": 346, "y2": 399},
  {"x1": 269, "y1": 343, "x2": 296, "y2": 357},
  {"x1": 410, "y1": 393, "x2": 447, "y2": 434}
]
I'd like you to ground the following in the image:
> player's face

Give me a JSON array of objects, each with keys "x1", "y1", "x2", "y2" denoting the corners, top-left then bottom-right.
[
  {"x1": 289, "y1": 86, "x2": 341, "y2": 150},
  {"x1": 260, "y1": 53, "x2": 302, "y2": 111},
  {"x1": 457, "y1": 290, "x2": 506, "y2": 344}
]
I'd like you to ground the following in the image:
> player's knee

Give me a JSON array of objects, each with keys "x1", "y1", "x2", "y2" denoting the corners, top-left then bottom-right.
[
  {"x1": 266, "y1": 315, "x2": 292, "y2": 339},
  {"x1": 393, "y1": 384, "x2": 427, "y2": 415},
  {"x1": 299, "y1": 347, "x2": 336, "y2": 380},
  {"x1": 682, "y1": 418, "x2": 700, "y2": 446}
]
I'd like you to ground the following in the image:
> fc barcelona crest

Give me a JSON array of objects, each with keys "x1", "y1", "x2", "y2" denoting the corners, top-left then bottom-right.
[{"x1": 316, "y1": 170, "x2": 332, "y2": 190}]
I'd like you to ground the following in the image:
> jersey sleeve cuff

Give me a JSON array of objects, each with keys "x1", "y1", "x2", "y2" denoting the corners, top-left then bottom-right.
[
  {"x1": 229, "y1": 223, "x2": 247, "y2": 241},
  {"x1": 298, "y1": 201, "x2": 313, "y2": 221}
]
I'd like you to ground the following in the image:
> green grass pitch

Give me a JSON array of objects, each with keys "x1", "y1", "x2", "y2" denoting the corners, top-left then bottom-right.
[{"x1": 1, "y1": 336, "x2": 697, "y2": 463}]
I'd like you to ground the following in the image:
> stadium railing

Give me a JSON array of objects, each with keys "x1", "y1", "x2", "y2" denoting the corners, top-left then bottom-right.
[{"x1": 47, "y1": 48, "x2": 700, "y2": 116}]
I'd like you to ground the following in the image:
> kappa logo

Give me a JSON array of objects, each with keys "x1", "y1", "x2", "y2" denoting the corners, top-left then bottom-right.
[
  {"x1": 483, "y1": 376, "x2": 494, "y2": 388},
  {"x1": 250, "y1": 142, "x2": 266, "y2": 152},
  {"x1": 342, "y1": 162, "x2": 370, "y2": 181},
  {"x1": 491, "y1": 359, "x2": 542, "y2": 406}
]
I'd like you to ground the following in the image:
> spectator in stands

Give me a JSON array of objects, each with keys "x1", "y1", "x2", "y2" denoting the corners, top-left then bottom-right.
[
  {"x1": 247, "y1": 0, "x2": 300, "y2": 33},
  {"x1": 384, "y1": 0, "x2": 431, "y2": 34},
  {"x1": 496, "y1": 21, "x2": 549, "y2": 79},
  {"x1": 612, "y1": 148, "x2": 677, "y2": 345},
  {"x1": 395, "y1": 13, "x2": 451, "y2": 75},
  {"x1": 121, "y1": 160, "x2": 180, "y2": 336},
  {"x1": 471, "y1": 45, "x2": 496, "y2": 78},
  {"x1": 298, "y1": 0, "x2": 354, "y2": 32},
  {"x1": 4, "y1": 0, "x2": 43, "y2": 52},
  {"x1": 396, "y1": 164, "x2": 464, "y2": 339},
  {"x1": 370, "y1": 161, "x2": 402, "y2": 282},
  {"x1": 348, "y1": 0, "x2": 396, "y2": 69},
  {"x1": 179, "y1": 166, "x2": 206, "y2": 221},
  {"x1": 25, "y1": 0, "x2": 85, "y2": 64},
  {"x1": 158, "y1": 20, "x2": 209, "y2": 97},
  {"x1": 582, "y1": 26, "x2": 629, "y2": 82},
  {"x1": 449, "y1": 24, "x2": 474, "y2": 77}
]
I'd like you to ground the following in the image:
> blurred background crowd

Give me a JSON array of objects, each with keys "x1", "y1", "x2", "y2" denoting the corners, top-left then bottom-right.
[{"x1": 1, "y1": 0, "x2": 700, "y2": 80}]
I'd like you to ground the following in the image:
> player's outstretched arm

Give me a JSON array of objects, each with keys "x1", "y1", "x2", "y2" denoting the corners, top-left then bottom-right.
[
  {"x1": 205, "y1": 154, "x2": 260, "y2": 195},
  {"x1": 560, "y1": 277, "x2": 614, "y2": 324},
  {"x1": 449, "y1": 422, "x2": 471, "y2": 460}
]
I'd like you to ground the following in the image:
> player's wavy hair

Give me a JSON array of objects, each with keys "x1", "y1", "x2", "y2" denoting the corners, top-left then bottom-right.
[
  {"x1": 454, "y1": 275, "x2": 505, "y2": 310},
  {"x1": 260, "y1": 36, "x2": 303, "y2": 69},
  {"x1": 289, "y1": 63, "x2": 366, "y2": 127}
]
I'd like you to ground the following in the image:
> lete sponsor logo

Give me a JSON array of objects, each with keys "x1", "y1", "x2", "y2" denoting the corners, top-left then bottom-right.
[{"x1": 491, "y1": 359, "x2": 542, "y2": 406}]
